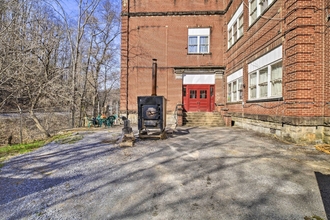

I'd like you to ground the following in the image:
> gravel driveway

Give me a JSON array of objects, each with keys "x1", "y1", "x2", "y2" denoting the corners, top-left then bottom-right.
[{"x1": 1, "y1": 126, "x2": 330, "y2": 220}]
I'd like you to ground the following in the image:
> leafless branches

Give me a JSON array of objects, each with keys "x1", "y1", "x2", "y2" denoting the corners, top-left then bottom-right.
[{"x1": 0, "y1": 0, "x2": 120, "y2": 137}]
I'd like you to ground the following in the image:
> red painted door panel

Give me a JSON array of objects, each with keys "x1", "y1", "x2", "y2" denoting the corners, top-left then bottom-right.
[{"x1": 183, "y1": 85, "x2": 214, "y2": 112}]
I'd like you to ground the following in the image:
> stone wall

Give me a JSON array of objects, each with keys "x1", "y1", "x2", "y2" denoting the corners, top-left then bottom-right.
[{"x1": 232, "y1": 115, "x2": 330, "y2": 144}]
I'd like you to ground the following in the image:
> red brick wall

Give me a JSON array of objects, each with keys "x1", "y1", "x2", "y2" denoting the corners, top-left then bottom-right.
[
  {"x1": 283, "y1": 0, "x2": 326, "y2": 117},
  {"x1": 128, "y1": 0, "x2": 225, "y2": 13},
  {"x1": 225, "y1": 0, "x2": 284, "y2": 117},
  {"x1": 121, "y1": 0, "x2": 227, "y2": 113},
  {"x1": 225, "y1": 0, "x2": 329, "y2": 120},
  {"x1": 325, "y1": 0, "x2": 330, "y2": 118},
  {"x1": 121, "y1": 0, "x2": 329, "y2": 122}
]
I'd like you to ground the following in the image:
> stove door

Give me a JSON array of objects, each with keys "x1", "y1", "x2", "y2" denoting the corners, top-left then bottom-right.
[{"x1": 142, "y1": 105, "x2": 160, "y2": 120}]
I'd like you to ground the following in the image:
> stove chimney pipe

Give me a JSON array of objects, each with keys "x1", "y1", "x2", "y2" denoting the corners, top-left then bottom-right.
[{"x1": 152, "y1": 59, "x2": 157, "y2": 96}]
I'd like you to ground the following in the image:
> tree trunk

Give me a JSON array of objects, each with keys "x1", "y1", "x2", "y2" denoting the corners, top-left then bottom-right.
[{"x1": 29, "y1": 111, "x2": 51, "y2": 138}]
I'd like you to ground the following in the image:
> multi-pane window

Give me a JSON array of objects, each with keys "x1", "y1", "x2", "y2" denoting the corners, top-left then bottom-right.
[
  {"x1": 228, "y1": 4, "x2": 243, "y2": 49},
  {"x1": 227, "y1": 69, "x2": 243, "y2": 102},
  {"x1": 227, "y1": 78, "x2": 243, "y2": 102},
  {"x1": 248, "y1": 46, "x2": 282, "y2": 100},
  {"x1": 249, "y1": 0, "x2": 274, "y2": 25},
  {"x1": 248, "y1": 61, "x2": 282, "y2": 99},
  {"x1": 188, "y1": 28, "x2": 210, "y2": 54}
]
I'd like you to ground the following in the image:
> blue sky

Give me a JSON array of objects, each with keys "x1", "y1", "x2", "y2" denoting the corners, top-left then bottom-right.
[{"x1": 59, "y1": 0, "x2": 121, "y2": 15}]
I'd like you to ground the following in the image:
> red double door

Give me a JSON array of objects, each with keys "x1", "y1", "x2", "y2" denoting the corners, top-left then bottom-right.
[{"x1": 183, "y1": 84, "x2": 215, "y2": 112}]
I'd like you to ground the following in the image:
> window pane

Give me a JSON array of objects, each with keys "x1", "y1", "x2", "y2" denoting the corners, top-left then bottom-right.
[
  {"x1": 271, "y1": 62, "x2": 282, "y2": 96},
  {"x1": 228, "y1": 29, "x2": 232, "y2": 48},
  {"x1": 188, "y1": 36, "x2": 198, "y2": 53},
  {"x1": 190, "y1": 90, "x2": 197, "y2": 98},
  {"x1": 200, "y1": 45, "x2": 208, "y2": 53},
  {"x1": 200, "y1": 36, "x2": 208, "y2": 44},
  {"x1": 233, "y1": 22, "x2": 237, "y2": 42},
  {"x1": 238, "y1": 14, "x2": 243, "y2": 37},
  {"x1": 238, "y1": 77, "x2": 243, "y2": 100},
  {"x1": 259, "y1": 68, "x2": 268, "y2": 98},
  {"x1": 199, "y1": 36, "x2": 209, "y2": 53},
  {"x1": 232, "y1": 81, "x2": 237, "y2": 101},
  {"x1": 260, "y1": 0, "x2": 269, "y2": 13},
  {"x1": 200, "y1": 90, "x2": 207, "y2": 99},
  {"x1": 188, "y1": 45, "x2": 197, "y2": 53},
  {"x1": 189, "y1": 36, "x2": 197, "y2": 44},
  {"x1": 227, "y1": 83, "x2": 232, "y2": 102},
  {"x1": 250, "y1": 73, "x2": 257, "y2": 99},
  {"x1": 250, "y1": 0, "x2": 257, "y2": 23}
]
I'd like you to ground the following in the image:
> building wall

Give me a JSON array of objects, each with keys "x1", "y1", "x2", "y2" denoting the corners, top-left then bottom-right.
[
  {"x1": 225, "y1": 0, "x2": 284, "y2": 116},
  {"x1": 324, "y1": 0, "x2": 330, "y2": 142},
  {"x1": 224, "y1": 0, "x2": 330, "y2": 143},
  {"x1": 121, "y1": 0, "x2": 330, "y2": 143},
  {"x1": 127, "y1": 0, "x2": 226, "y2": 13},
  {"x1": 121, "y1": 0, "x2": 227, "y2": 115},
  {"x1": 325, "y1": 0, "x2": 330, "y2": 119}
]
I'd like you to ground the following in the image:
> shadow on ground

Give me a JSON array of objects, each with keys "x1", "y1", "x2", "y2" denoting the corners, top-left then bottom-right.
[
  {"x1": 0, "y1": 127, "x2": 329, "y2": 219},
  {"x1": 315, "y1": 172, "x2": 330, "y2": 220}
]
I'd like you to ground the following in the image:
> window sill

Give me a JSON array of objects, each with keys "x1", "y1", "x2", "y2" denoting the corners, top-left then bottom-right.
[
  {"x1": 187, "y1": 53, "x2": 212, "y2": 55},
  {"x1": 227, "y1": 35, "x2": 244, "y2": 51},
  {"x1": 227, "y1": 101, "x2": 243, "y2": 105},
  {"x1": 247, "y1": 97, "x2": 283, "y2": 103}
]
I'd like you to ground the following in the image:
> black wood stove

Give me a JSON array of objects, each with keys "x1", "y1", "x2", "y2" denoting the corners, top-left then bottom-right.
[{"x1": 137, "y1": 59, "x2": 166, "y2": 138}]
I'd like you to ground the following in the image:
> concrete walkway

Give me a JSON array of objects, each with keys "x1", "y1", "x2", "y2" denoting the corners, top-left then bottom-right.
[{"x1": 0, "y1": 126, "x2": 330, "y2": 219}]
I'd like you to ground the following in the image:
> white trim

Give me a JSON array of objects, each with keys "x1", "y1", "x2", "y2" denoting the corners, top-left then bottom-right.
[
  {"x1": 248, "y1": 46, "x2": 282, "y2": 72},
  {"x1": 188, "y1": 28, "x2": 210, "y2": 36},
  {"x1": 249, "y1": 0, "x2": 274, "y2": 26},
  {"x1": 228, "y1": 3, "x2": 244, "y2": 29},
  {"x1": 183, "y1": 74, "x2": 215, "y2": 85},
  {"x1": 227, "y1": 69, "x2": 243, "y2": 82}
]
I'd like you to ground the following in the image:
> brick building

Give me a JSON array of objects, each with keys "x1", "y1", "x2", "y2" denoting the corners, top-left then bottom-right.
[{"x1": 120, "y1": 0, "x2": 330, "y2": 143}]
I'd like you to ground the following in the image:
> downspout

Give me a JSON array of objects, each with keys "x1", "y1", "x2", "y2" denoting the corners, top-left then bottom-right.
[{"x1": 126, "y1": 0, "x2": 130, "y2": 118}]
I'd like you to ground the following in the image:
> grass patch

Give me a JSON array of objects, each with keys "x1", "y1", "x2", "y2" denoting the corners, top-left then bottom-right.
[
  {"x1": 0, "y1": 141, "x2": 45, "y2": 159},
  {"x1": 304, "y1": 215, "x2": 324, "y2": 220},
  {"x1": 0, "y1": 132, "x2": 76, "y2": 167}
]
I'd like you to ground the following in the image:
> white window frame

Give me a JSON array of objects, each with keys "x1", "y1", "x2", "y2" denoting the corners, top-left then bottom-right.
[
  {"x1": 228, "y1": 3, "x2": 243, "y2": 49},
  {"x1": 188, "y1": 28, "x2": 210, "y2": 54},
  {"x1": 249, "y1": 0, "x2": 274, "y2": 25},
  {"x1": 248, "y1": 46, "x2": 283, "y2": 100},
  {"x1": 227, "y1": 69, "x2": 243, "y2": 102}
]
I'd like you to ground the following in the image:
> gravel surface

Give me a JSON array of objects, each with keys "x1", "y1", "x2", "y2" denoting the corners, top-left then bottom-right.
[{"x1": 1, "y1": 126, "x2": 330, "y2": 220}]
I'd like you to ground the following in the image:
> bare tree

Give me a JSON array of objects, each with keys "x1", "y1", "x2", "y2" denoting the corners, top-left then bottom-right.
[
  {"x1": 0, "y1": 0, "x2": 70, "y2": 137},
  {"x1": 0, "y1": 0, "x2": 121, "y2": 139}
]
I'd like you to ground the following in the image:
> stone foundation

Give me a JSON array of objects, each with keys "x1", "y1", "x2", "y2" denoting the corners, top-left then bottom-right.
[{"x1": 232, "y1": 116, "x2": 330, "y2": 144}]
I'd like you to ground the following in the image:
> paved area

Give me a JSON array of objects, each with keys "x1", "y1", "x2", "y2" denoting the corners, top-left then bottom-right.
[{"x1": 1, "y1": 126, "x2": 330, "y2": 220}]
